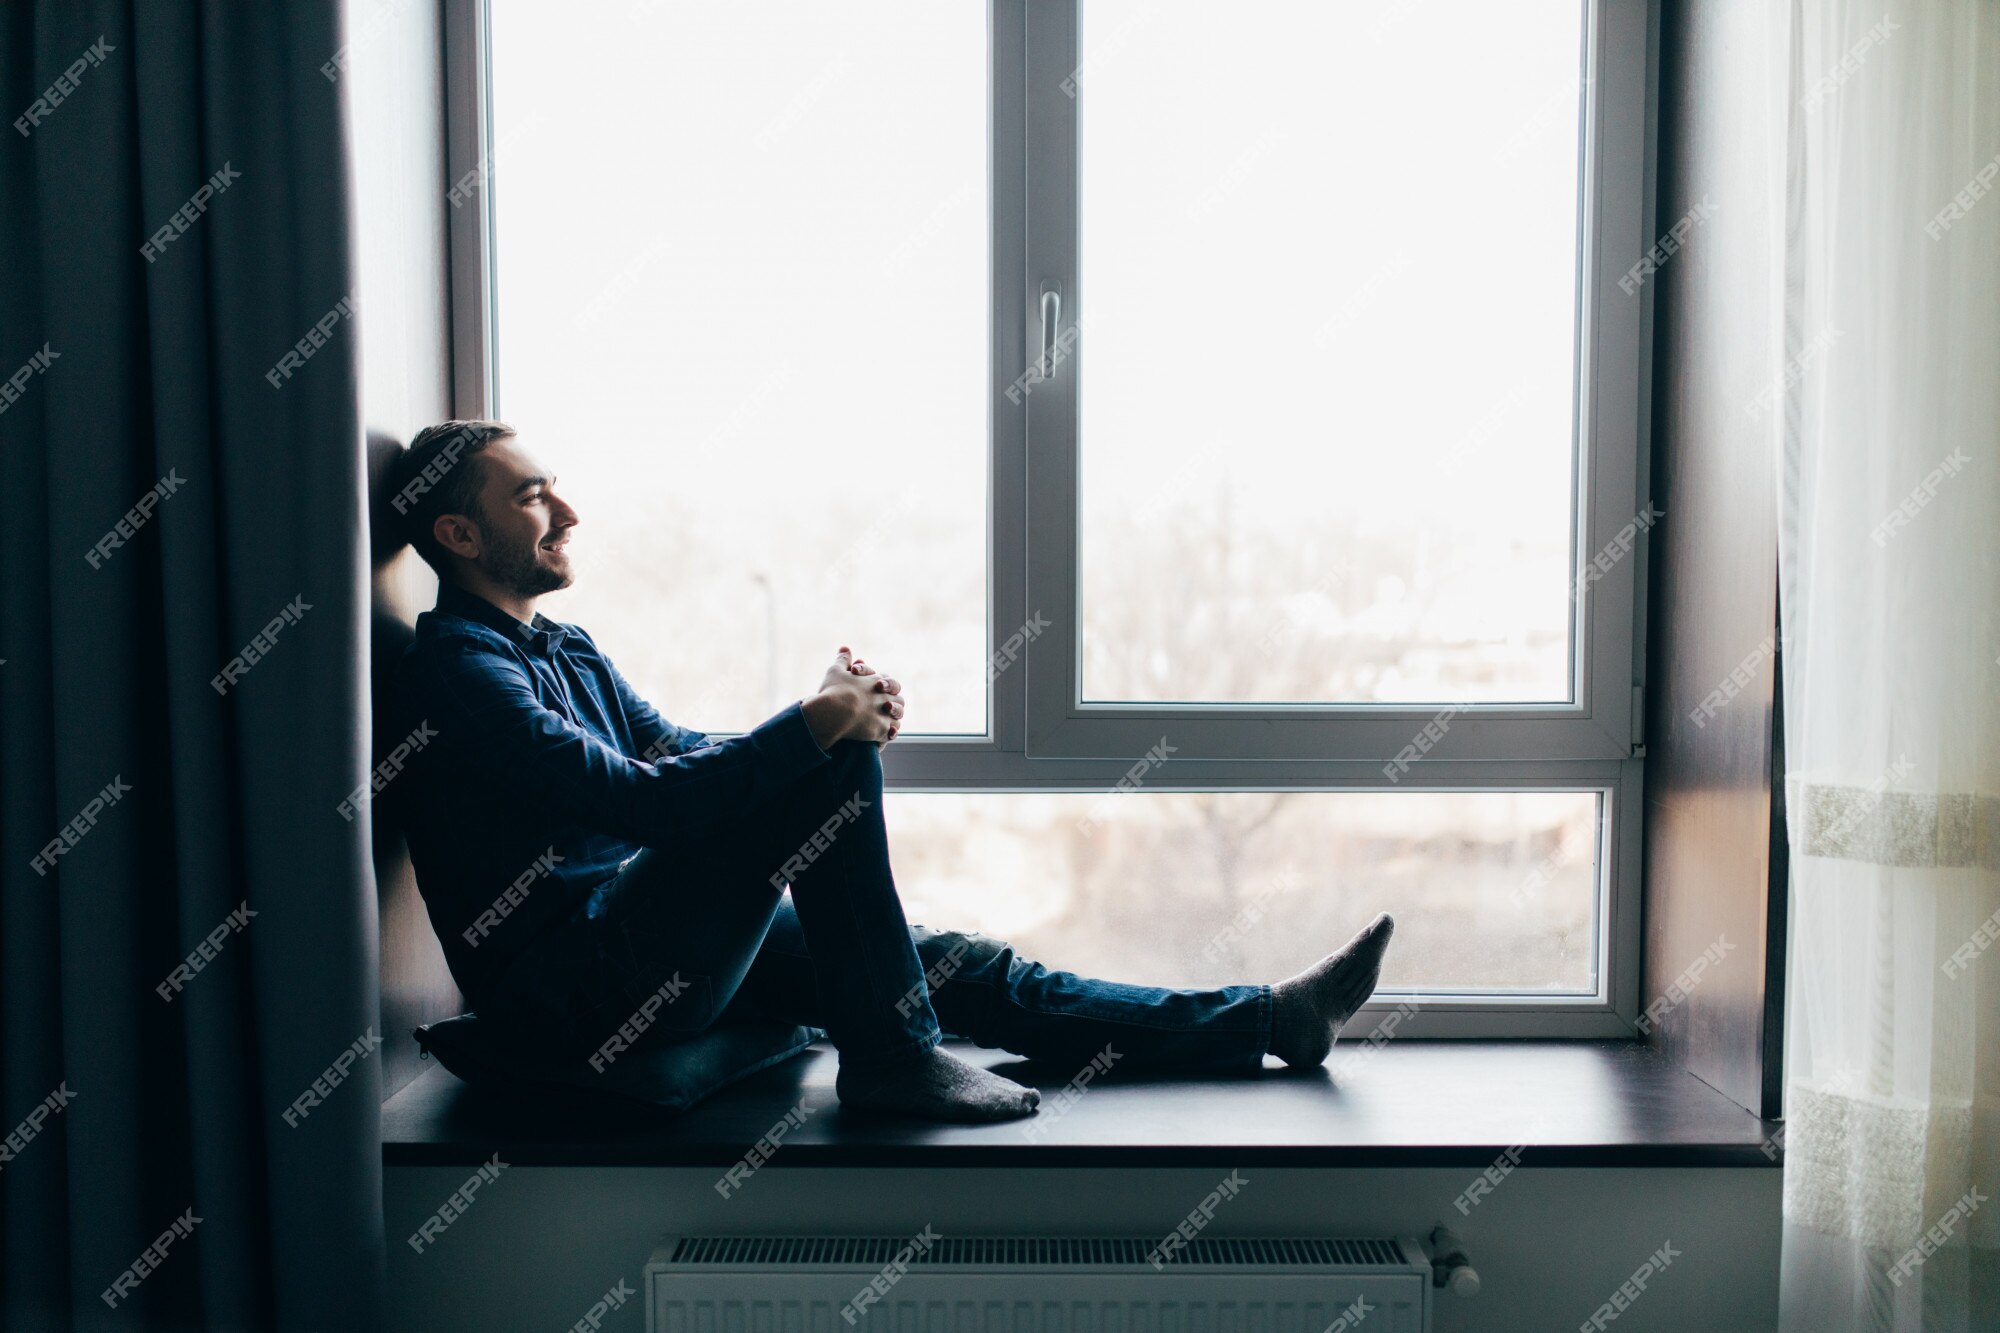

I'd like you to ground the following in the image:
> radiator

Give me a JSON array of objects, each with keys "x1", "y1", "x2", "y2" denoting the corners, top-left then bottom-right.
[{"x1": 646, "y1": 1234, "x2": 1435, "y2": 1332}]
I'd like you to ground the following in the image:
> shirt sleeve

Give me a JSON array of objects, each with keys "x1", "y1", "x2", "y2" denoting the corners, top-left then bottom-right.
[
  {"x1": 410, "y1": 633, "x2": 830, "y2": 846},
  {"x1": 569, "y1": 625, "x2": 714, "y2": 760}
]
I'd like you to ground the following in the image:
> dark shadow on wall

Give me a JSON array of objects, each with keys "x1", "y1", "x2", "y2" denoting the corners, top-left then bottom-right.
[
  {"x1": 367, "y1": 429, "x2": 461, "y2": 1099},
  {"x1": 1640, "y1": 0, "x2": 1786, "y2": 1120}
]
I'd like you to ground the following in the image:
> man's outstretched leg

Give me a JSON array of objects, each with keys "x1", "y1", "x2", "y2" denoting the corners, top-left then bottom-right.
[{"x1": 730, "y1": 890, "x2": 1398, "y2": 1075}]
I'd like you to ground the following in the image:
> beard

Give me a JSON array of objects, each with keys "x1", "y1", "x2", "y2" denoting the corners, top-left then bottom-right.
[{"x1": 483, "y1": 526, "x2": 573, "y2": 600}]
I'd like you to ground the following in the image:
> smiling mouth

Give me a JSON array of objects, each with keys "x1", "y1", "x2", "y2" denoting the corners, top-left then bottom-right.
[{"x1": 541, "y1": 537, "x2": 570, "y2": 553}]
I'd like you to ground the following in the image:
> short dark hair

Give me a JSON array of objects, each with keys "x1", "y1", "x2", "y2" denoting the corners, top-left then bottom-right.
[{"x1": 387, "y1": 419, "x2": 516, "y2": 573}]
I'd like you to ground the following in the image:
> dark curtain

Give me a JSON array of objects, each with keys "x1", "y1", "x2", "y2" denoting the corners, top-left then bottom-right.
[{"x1": 0, "y1": 2, "x2": 384, "y2": 1329}]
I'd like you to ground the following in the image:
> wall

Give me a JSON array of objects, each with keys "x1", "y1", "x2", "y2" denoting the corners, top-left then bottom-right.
[
  {"x1": 387, "y1": 1164, "x2": 1781, "y2": 1332},
  {"x1": 349, "y1": 0, "x2": 461, "y2": 1099},
  {"x1": 373, "y1": 7, "x2": 1789, "y2": 1330},
  {"x1": 1641, "y1": 0, "x2": 1787, "y2": 1117},
  {"x1": 344, "y1": 0, "x2": 1794, "y2": 1117}
]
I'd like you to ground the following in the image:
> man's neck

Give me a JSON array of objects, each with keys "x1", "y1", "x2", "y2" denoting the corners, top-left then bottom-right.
[{"x1": 446, "y1": 573, "x2": 537, "y2": 628}]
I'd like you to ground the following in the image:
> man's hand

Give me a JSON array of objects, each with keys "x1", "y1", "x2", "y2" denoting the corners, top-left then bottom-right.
[
  {"x1": 801, "y1": 646, "x2": 905, "y2": 750},
  {"x1": 846, "y1": 651, "x2": 906, "y2": 745}
]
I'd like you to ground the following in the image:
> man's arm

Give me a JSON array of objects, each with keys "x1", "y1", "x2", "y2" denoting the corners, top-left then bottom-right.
[
  {"x1": 411, "y1": 635, "x2": 829, "y2": 846},
  {"x1": 614, "y1": 662, "x2": 715, "y2": 761},
  {"x1": 644, "y1": 721, "x2": 714, "y2": 761},
  {"x1": 568, "y1": 626, "x2": 714, "y2": 760},
  {"x1": 599, "y1": 640, "x2": 902, "y2": 759}
]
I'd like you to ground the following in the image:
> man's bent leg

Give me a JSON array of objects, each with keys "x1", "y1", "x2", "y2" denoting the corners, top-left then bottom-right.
[
  {"x1": 693, "y1": 743, "x2": 1040, "y2": 1121},
  {"x1": 582, "y1": 739, "x2": 939, "y2": 1065},
  {"x1": 479, "y1": 841, "x2": 787, "y2": 1061},
  {"x1": 740, "y1": 739, "x2": 938, "y2": 1063}
]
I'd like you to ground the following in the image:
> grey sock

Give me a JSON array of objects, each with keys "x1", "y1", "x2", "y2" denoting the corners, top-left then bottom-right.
[
  {"x1": 1268, "y1": 912, "x2": 1396, "y2": 1068},
  {"x1": 836, "y1": 1044, "x2": 1041, "y2": 1123}
]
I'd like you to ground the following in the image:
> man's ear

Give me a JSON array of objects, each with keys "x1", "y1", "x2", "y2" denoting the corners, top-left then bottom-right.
[{"x1": 432, "y1": 512, "x2": 481, "y2": 561}]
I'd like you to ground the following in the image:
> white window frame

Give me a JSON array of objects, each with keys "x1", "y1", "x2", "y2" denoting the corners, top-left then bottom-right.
[{"x1": 443, "y1": 0, "x2": 1657, "y2": 1037}]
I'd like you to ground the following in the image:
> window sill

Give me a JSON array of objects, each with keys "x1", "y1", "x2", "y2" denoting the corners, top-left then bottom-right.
[{"x1": 382, "y1": 1038, "x2": 1781, "y2": 1169}]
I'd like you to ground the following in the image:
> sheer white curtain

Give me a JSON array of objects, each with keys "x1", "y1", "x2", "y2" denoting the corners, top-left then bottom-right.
[{"x1": 1772, "y1": 1, "x2": 2000, "y2": 1329}]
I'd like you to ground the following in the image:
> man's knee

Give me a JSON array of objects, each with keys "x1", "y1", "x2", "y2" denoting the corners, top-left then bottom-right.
[
  {"x1": 772, "y1": 738, "x2": 879, "y2": 832},
  {"x1": 899, "y1": 927, "x2": 1005, "y2": 1018},
  {"x1": 824, "y1": 738, "x2": 883, "y2": 771},
  {"x1": 914, "y1": 926, "x2": 1005, "y2": 976},
  {"x1": 802, "y1": 738, "x2": 882, "y2": 809}
]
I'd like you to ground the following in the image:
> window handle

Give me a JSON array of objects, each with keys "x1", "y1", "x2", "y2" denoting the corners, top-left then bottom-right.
[{"x1": 1038, "y1": 285, "x2": 1062, "y2": 381}]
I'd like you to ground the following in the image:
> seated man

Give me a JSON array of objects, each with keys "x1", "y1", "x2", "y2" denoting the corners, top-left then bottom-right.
[{"x1": 385, "y1": 420, "x2": 1396, "y2": 1124}]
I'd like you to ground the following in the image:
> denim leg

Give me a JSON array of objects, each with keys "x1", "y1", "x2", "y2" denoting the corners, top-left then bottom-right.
[
  {"x1": 726, "y1": 903, "x2": 1273, "y2": 1075},
  {"x1": 551, "y1": 738, "x2": 938, "y2": 1064},
  {"x1": 491, "y1": 736, "x2": 1265, "y2": 1073},
  {"x1": 477, "y1": 841, "x2": 786, "y2": 1059},
  {"x1": 752, "y1": 739, "x2": 939, "y2": 1062}
]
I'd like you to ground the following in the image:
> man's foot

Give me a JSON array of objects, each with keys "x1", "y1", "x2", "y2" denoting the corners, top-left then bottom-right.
[
  {"x1": 1267, "y1": 912, "x2": 1396, "y2": 1068},
  {"x1": 836, "y1": 1044, "x2": 1041, "y2": 1123}
]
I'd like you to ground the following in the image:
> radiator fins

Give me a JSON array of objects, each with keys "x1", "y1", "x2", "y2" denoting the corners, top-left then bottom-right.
[{"x1": 667, "y1": 1235, "x2": 1405, "y2": 1268}]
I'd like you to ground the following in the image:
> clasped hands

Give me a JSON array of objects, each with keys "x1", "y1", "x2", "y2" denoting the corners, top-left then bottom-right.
[{"x1": 800, "y1": 645, "x2": 905, "y2": 750}]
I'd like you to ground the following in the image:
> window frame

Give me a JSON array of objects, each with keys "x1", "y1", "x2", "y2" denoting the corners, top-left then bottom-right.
[
  {"x1": 1019, "y1": 0, "x2": 1650, "y2": 765},
  {"x1": 443, "y1": 0, "x2": 1657, "y2": 1037}
]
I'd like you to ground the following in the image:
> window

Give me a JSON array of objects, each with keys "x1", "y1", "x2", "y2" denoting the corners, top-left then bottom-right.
[
  {"x1": 475, "y1": 1, "x2": 990, "y2": 735},
  {"x1": 451, "y1": 0, "x2": 1654, "y2": 1034},
  {"x1": 1074, "y1": 1, "x2": 1581, "y2": 708},
  {"x1": 891, "y1": 789, "x2": 1606, "y2": 996}
]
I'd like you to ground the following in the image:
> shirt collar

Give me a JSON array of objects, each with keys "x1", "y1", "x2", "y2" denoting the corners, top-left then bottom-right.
[{"x1": 435, "y1": 581, "x2": 569, "y2": 656}]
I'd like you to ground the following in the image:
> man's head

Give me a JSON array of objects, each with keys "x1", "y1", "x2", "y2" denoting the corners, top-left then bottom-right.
[{"x1": 390, "y1": 419, "x2": 579, "y2": 602}]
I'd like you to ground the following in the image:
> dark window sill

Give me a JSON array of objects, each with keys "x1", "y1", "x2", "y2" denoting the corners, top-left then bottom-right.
[{"x1": 382, "y1": 1038, "x2": 1782, "y2": 1169}]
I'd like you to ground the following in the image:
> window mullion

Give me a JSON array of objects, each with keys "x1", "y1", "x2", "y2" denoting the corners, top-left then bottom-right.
[
  {"x1": 1019, "y1": 0, "x2": 1084, "y2": 759},
  {"x1": 988, "y1": 0, "x2": 1033, "y2": 755}
]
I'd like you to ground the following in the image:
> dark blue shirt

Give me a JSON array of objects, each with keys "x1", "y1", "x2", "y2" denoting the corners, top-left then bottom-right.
[{"x1": 390, "y1": 581, "x2": 829, "y2": 1001}]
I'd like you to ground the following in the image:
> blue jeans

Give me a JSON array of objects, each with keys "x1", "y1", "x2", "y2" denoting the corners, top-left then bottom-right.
[{"x1": 481, "y1": 739, "x2": 1273, "y2": 1074}]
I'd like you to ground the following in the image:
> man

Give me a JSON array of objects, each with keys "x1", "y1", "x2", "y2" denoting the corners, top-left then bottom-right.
[{"x1": 386, "y1": 420, "x2": 1396, "y2": 1123}]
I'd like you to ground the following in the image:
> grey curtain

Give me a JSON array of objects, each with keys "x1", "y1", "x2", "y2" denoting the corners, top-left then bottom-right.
[{"x1": 1, "y1": 2, "x2": 384, "y2": 1329}]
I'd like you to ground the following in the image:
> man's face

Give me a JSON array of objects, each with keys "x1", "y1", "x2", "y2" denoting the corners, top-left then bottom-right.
[{"x1": 466, "y1": 436, "x2": 579, "y2": 597}]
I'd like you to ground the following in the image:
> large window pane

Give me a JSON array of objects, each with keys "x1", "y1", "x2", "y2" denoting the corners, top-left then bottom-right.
[
  {"x1": 488, "y1": 0, "x2": 988, "y2": 733},
  {"x1": 888, "y1": 790, "x2": 1601, "y2": 995},
  {"x1": 1077, "y1": 0, "x2": 1586, "y2": 705}
]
